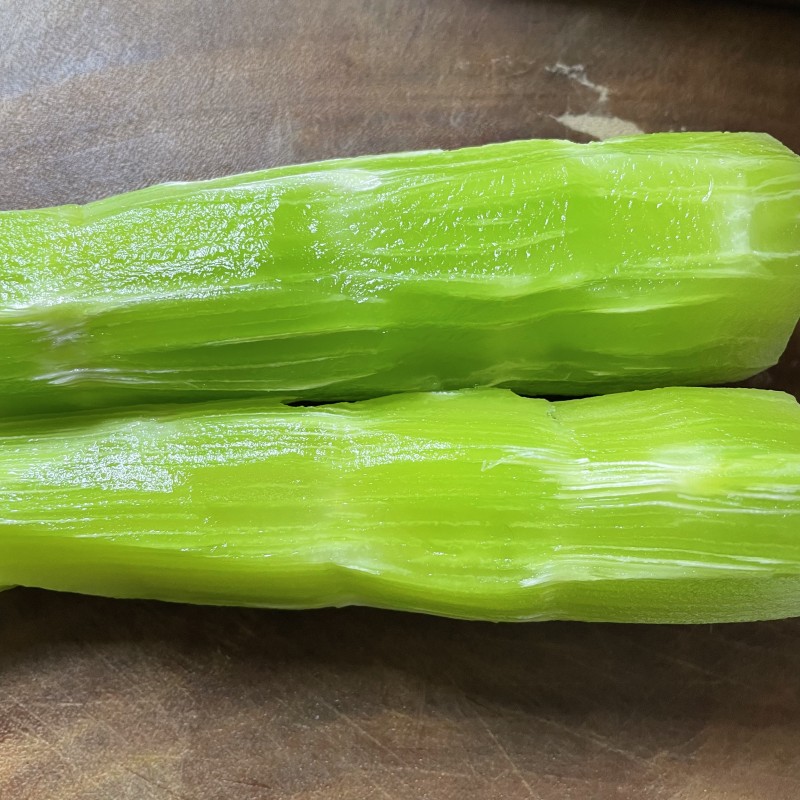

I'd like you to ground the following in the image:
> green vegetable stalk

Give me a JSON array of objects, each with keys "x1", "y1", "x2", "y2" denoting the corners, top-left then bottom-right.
[
  {"x1": 1, "y1": 132, "x2": 799, "y2": 415},
  {"x1": 2, "y1": 387, "x2": 798, "y2": 622}
]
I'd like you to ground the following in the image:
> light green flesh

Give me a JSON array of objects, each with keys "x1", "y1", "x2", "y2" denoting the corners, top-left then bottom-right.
[
  {"x1": 2, "y1": 387, "x2": 799, "y2": 623},
  {"x1": 1, "y1": 132, "x2": 799, "y2": 414}
]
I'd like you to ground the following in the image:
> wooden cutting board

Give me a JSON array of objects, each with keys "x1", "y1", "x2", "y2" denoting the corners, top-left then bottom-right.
[{"x1": 1, "y1": 2, "x2": 799, "y2": 798}]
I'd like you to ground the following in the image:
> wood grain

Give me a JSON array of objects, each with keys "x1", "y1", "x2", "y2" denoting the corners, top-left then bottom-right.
[{"x1": 1, "y1": 1, "x2": 799, "y2": 798}]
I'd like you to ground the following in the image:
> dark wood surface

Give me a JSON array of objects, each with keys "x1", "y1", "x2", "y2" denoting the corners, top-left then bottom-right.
[{"x1": 1, "y1": 1, "x2": 799, "y2": 798}]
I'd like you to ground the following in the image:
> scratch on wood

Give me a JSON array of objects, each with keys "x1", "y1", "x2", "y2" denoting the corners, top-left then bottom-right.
[
  {"x1": 317, "y1": 696, "x2": 405, "y2": 765},
  {"x1": 414, "y1": 676, "x2": 427, "y2": 737},
  {"x1": 472, "y1": 708, "x2": 538, "y2": 798},
  {"x1": 2, "y1": 690, "x2": 76, "y2": 767},
  {"x1": 221, "y1": 777, "x2": 273, "y2": 791},
  {"x1": 310, "y1": 694, "x2": 413, "y2": 796},
  {"x1": 527, "y1": 710, "x2": 647, "y2": 765},
  {"x1": 122, "y1": 766, "x2": 192, "y2": 800}
]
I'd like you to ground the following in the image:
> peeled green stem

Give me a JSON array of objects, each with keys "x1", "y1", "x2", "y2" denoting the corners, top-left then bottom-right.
[
  {"x1": 1, "y1": 132, "x2": 799, "y2": 414},
  {"x1": 1, "y1": 387, "x2": 799, "y2": 623}
]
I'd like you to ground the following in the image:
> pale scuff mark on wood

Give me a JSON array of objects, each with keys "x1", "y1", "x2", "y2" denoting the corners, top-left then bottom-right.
[
  {"x1": 555, "y1": 112, "x2": 644, "y2": 140},
  {"x1": 547, "y1": 62, "x2": 644, "y2": 140},
  {"x1": 546, "y1": 62, "x2": 612, "y2": 104}
]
